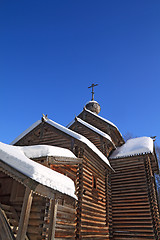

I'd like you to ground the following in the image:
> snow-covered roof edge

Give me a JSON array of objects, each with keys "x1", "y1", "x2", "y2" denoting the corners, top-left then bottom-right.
[
  {"x1": 68, "y1": 117, "x2": 114, "y2": 146},
  {"x1": 21, "y1": 144, "x2": 77, "y2": 159},
  {"x1": 11, "y1": 120, "x2": 41, "y2": 145},
  {"x1": 84, "y1": 107, "x2": 117, "y2": 128},
  {"x1": 45, "y1": 118, "x2": 113, "y2": 170},
  {"x1": 82, "y1": 107, "x2": 123, "y2": 138},
  {"x1": 0, "y1": 142, "x2": 77, "y2": 199},
  {"x1": 10, "y1": 117, "x2": 113, "y2": 170},
  {"x1": 109, "y1": 137, "x2": 154, "y2": 159}
]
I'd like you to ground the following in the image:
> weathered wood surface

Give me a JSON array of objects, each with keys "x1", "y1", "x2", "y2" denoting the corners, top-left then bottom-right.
[
  {"x1": 110, "y1": 155, "x2": 160, "y2": 240},
  {"x1": 68, "y1": 120, "x2": 114, "y2": 157},
  {"x1": 78, "y1": 108, "x2": 124, "y2": 147},
  {"x1": 15, "y1": 120, "x2": 111, "y2": 239},
  {"x1": 0, "y1": 169, "x2": 76, "y2": 240},
  {"x1": 48, "y1": 197, "x2": 58, "y2": 240},
  {"x1": 27, "y1": 194, "x2": 46, "y2": 239},
  {"x1": 55, "y1": 201, "x2": 76, "y2": 239},
  {"x1": 77, "y1": 150, "x2": 110, "y2": 239},
  {"x1": 106, "y1": 170, "x2": 112, "y2": 238},
  {"x1": 0, "y1": 160, "x2": 56, "y2": 200},
  {"x1": 10, "y1": 115, "x2": 160, "y2": 240},
  {"x1": 17, "y1": 187, "x2": 33, "y2": 240},
  {"x1": 0, "y1": 207, "x2": 15, "y2": 240}
]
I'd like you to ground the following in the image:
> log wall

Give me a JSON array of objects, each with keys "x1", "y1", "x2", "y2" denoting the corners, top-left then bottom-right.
[
  {"x1": 106, "y1": 170, "x2": 112, "y2": 239},
  {"x1": 110, "y1": 155, "x2": 160, "y2": 240},
  {"x1": 15, "y1": 121, "x2": 112, "y2": 239},
  {"x1": 15, "y1": 123, "x2": 73, "y2": 150},
  {"x1": 54, "y1": 198, "x2": 76, "y2": 239},
  {"x1": 11, "y1": 114, "x2": 160, "y2": 240},
  {"x1": 0, "y1": 171, "x2": 46, "y2": 239},
  {"x1": 78, "y1": 149, "x2": 110, "y2": 239},
  {"x1": 0, "y1": 169, "x2": 76, "y2": 240},
  {"x1": 0, "y1": 171, "x2": 13, "y2": 204}
]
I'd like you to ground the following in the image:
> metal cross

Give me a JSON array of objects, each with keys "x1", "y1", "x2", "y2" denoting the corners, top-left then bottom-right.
[{"x1": 88, "y1": 83, "x2": 98, "y2": 101}]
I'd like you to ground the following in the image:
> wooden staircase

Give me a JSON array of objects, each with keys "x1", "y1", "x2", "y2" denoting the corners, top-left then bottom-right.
[
  {"x1": 0, "y1": 204, "x2": 29, "y2": 240},
  {"x1": 1, "y1": 204, "x2": 19, "y2": 236},
  {"x1": 0, "y1": 205, "x2": 16, "y2": 240}
]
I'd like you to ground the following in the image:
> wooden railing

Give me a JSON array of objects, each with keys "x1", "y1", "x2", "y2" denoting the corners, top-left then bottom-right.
[
  {"x1": 0, "y1": 206, "x2": 16, "y2": 240},
  {"x1": 0, "y1": 203, "x2": 29, "y2": 240}
]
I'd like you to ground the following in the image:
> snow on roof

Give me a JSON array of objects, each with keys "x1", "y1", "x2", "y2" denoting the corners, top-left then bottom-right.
[
  {"x1": 11, "y1": 120, "x2": 41, "y2": 145},
  {"x1": 21, "y1": 144, "x2": 76, "y2": 159},
  {"x1": 11, "y1": 117, "x2": 113, "y2": 170},
  {"x1": 84, "y1": 107, "x2": 118, "y2": 129},
  {"x1": 0, "y1": 142, "x2": 77, "y2": 199},
  {"x1": 45, "y1": 118, "x2": 113, "y2": 170},
  {"x1": 83, "y1": 107, "x2": 124, "y2": 136},
  {"x1": 68, "y1": 117, "x2": 114, "y2": 144},
  {"x1": 109, "y1": 137, "x2": 154, "y2": 159}
]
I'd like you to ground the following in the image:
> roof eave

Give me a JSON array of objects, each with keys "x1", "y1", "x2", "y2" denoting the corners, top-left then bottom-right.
[
  {"x1": 68, "y1": 117, "x2": 115, "y2": 147},
  {"x1": 109, "y1": 151, "x2": 153, "y2": 160},
  {"x1": 0, "y1": 160, "x2": 76, "y2": 200},
  {"x1": 11, "y1": 120, "x2": 42, "y2": 145},
  {"x1": 80, "y1": 107, "x2": 125, "y2": 144}
]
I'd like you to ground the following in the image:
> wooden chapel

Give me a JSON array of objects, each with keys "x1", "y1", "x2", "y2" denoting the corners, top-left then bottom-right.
[{"x1": 0, "y1": 84, "x2": 160, "y2": 239}]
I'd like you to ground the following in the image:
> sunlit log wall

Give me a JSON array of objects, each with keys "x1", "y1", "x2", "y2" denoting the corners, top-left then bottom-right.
[
  {"x1": 110, "y1": 154, "x2": 160, "y2": 240},
  {"x1": 15, "y1": 122, "x2": 112, "y2": 239},
  {"x1": 77, "y1": 149, "x2": 110, "y2": 239}
]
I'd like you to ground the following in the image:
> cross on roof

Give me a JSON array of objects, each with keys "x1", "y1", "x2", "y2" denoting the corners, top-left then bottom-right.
[{"x1": 88, "y1": 83, "x2": 98, "y2": 101}]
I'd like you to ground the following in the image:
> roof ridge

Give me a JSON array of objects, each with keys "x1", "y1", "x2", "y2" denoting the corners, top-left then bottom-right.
[
  {"x1": 84, "y1": 107, "x2": 118, "y2": 129},
  {"x1": 46, "y1": 118, "x2": 113, "y2": 170},
  {"x1": 69, "y1": 117, "x2": 114, "y2": 146},
  {"x1": 10, "y1": 120, "x2": 41, "y2": 145},
  {"x1": 10, "y1": 117, "x2": 113, "y2": 170}
]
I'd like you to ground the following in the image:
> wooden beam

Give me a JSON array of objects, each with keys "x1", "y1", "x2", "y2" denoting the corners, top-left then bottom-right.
[
  {"x1": 35, "y1": 184, "x2": 56, "y2": 199},
  {"x1": 0, "y1": 207, "x2": 15, "y2": 240},
  {"x1": 48, "y1": 156, "x2": 82, "y2": 165},
  {"x1": 16, "y1": 187, "x2": 33, "y2": 240},
  {"x1": 48, "y1": 196, "x2": 58, "y2": 240}
]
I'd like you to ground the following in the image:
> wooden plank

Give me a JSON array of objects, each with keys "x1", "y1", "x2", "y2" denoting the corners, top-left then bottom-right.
[
  {"x1": 48, "y1": 197, "x2": 58, "y2": 240},
  {"x1": 48, "y1": 156, "x2": 82, "y2": 165},
  {"x1": 110, "y1": 154, "x2": 160, "y2": 239},
  {"x1": 0, "y1": 208, "x2": 15, "y2": 240},
  {"x1": 16, "y1": 187, "x2": 33, "y2": 240}
]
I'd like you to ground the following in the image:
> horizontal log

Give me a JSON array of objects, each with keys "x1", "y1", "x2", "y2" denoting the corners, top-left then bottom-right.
[
  {"x1": 56, "y1": 223, "x2": 75, "y2": 230},
  {"x1": 27, "y1": 233, "x2": 42, "y2": 240},
  {"x1": 112, "y1": 227, "x2": 154, "y2": 233},
  {"x1": 56, "y1": 212, "x2": 75, "y2": 221},
  {"x1": 29, "y1": 212, "x2": 44, "y2": 219},
  {"x1": 27, "y1": 225, "x2": 43, "y2": 234},
  {"x1": 28, "y1": 218, "x2": 44, "y2": 225},
  {"x1": 57, "y1": 205, "x2": 75, "y2": 214},
  {"x1": 82, "y1": 199, "x2": 106, "y2": 211},
  {"x1": 112, "y1": 205, "x2": 150, "y2": 210}
]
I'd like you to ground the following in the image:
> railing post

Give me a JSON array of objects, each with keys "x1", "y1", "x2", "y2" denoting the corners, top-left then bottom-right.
[
  {"x1": 16, "y1": 187, "x2": 33, "y2": 240},
  {"x1": 48, "y1": 195, "x2": 58, "y2": 240}
]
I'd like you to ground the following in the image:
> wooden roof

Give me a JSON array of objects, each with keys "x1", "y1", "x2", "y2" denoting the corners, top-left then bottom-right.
[
  {"x1": 0, "y1": 159, "x2": 73, "y2": 200},
  {"x1": 109, "y1": 137, "x2": 159, "y2": 173},
  {"x1": 68, "y1": 117, "x2": 116, "y2": 157},
  {"x1": 11, "y1": 117, "x2": 113, "y2": 170},
  {"x1": 78, "y1": 108, "x2": 124, "y2": 147}
]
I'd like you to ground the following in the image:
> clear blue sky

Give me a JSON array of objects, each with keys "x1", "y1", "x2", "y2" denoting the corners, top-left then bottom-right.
[{"x1": 1, "y1": 0, "x2": 160, "y2": 146}]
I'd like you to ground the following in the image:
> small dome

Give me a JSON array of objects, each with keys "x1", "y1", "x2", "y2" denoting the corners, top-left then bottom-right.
[{"x1": 85, "y1": 100, "x2": 101, "y2": 114}]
